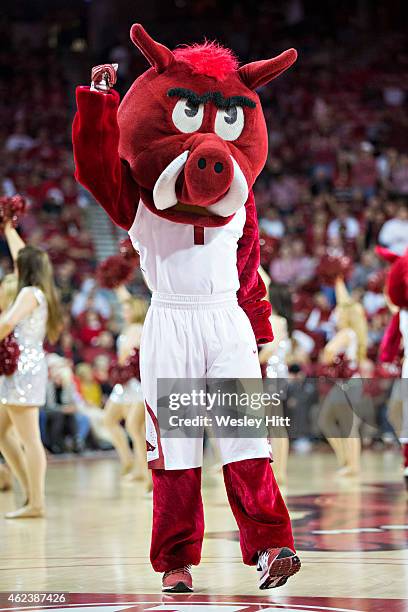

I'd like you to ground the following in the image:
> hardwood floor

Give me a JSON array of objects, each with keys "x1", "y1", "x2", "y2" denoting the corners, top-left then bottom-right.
[{"x1": 0, "y1": 450, "x2": 407, "y2": 611}]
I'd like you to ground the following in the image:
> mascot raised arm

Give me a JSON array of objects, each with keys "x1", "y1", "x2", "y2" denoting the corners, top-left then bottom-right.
[{"x1": 73, "y1": 24, "x2": 300, "y2": 592}]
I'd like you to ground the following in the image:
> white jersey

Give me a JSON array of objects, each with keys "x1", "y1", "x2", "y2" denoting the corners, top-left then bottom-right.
[{"x1": 128, "y1": 200, "x2": 246, "y2": 295}]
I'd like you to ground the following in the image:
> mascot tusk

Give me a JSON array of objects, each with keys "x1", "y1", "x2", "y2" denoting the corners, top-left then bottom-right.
[
  {"x1": 153, "y1": 150, "x2": 189, "y2": 210},
  {"x1": 208, "y1": 156, "x2": 248, "y2": 216}
]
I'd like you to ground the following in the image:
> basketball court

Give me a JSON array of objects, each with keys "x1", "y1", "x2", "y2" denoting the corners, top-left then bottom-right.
[{"x1": 1, "y1": 451, "x2": 407, "y2": 611}]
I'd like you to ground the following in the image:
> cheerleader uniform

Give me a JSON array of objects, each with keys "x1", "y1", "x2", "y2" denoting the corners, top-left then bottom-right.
[
  {"x1": 265, "y1": 314, "x2": 290, "y2": 379},
  {"x1": 109, "y1": 333, "x2": 142, "y2": 406},
  {"x1": 0, "y1": 287, "x2": 48, "y2": 407}
]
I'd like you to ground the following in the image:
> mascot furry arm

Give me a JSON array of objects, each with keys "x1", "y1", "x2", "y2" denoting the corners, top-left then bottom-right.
[{"x1": 73, "y1": 25, "x2": 297, "y2": 343}]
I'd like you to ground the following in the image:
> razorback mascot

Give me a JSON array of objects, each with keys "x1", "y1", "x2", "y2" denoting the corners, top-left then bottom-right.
[
  {"x1": 73, "y1": 24, "x2": 300, "y2": 592},
  {"x1": 376, "y1": 246, "x2": 408, "y2": 492}
]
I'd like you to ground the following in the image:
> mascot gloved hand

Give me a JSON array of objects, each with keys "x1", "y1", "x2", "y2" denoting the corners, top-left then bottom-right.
[{"x1": 73, "y1": 24, "x2": 300, "y2": 592}]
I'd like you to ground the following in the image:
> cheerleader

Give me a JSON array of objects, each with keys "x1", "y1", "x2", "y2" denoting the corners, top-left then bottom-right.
[
  {"x1": 258, "y1": 278, "x2": 291, "y2": 485},
  {"x1": 103, "y1": 286, "x2": 150, "y2": 488},
  {"x1": 319, "y1": 277, "x2": 368, "y2": 476},
  {"x1": 0, "y1": 221, "x2": 61, "y2": 518}
]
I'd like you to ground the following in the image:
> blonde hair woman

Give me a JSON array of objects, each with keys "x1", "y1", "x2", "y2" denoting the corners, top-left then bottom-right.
[
  {"x1": 319, "y1": 277, "x2": 368, "y2": 476},
  {"x1": 103, "y1": 286, "x2": 151, "y2": 491},
  {"x1": 0, "y1": 221, "x2": 61, "y2": 518}
]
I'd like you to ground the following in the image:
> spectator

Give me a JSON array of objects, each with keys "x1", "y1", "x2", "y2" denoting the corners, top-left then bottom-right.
[
  {"x1": 269, "y1": 243, "x2": 299, "y2": 286},
  {"x1": 327, "y1": 205, "x2": 360, "y2": 242},
  {"x1": 42, "y1": 357, "x2": 91, "y2": 454},
  {"x1": 351, "y1": 142, "x2": 378, "y2": 199},
  {"x1": 75, "y1": 363, "x2": 103, "y2": 408},
  {"x1": 378, "y1": 203, "x2": 408, "y2": 255},
  {"x1": 259, "y1": 208, "x2": 285, "y2": 239}
]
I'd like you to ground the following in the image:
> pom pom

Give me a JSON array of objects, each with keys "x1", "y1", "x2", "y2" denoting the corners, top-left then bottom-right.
[
  {"x1": 259, "y1": 232, "x2": 278, "y2": 268},
  {"x1": 0, "y1": 334, "x2": 20, "y2": 376},
  {"x1": 126, "y1": 348, "x2": 140, "y2": 381},
  {"x1": 316, "y1": 353, "x2": 357, "y2": 379},
  {"x1": 316, "y1": 254, "x2": 353, "y2": 287},
  {"x1": 375, "y1": 362, "x2": 401, "y2": 378},
  {"x1": 119, "y1": 238, "x2": 139, "y2": 262},
  {"x1": 174, "y1": 41, "x2": 239, "y2": 81},
  {"x1": 366, "y1": 269, "x2": 386, "y2": 293},
  {"x1": 0, "y1": 195, "x2": 26, "y2": 232},
  {"x1": 96, "y1": 254, "x2": 134, "y2": 289},
  {"x1": 109, "y1": 349, "x2": 140, "y2": 385}
]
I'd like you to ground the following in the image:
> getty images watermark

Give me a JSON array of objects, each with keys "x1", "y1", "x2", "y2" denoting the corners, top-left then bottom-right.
[
  {"x1": 157, "y1": 378, "x2": 290, "y2": 439},
  {"x1": 167, "y1": 386, "x2": 289, "y2": 430},
  {"x1": 156, "y1": 376, "x2": 401, "y2": 439}
]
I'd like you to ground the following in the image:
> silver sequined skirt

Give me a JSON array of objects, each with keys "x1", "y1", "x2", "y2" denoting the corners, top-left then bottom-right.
[
  {"x1": 0, "y1": 347, "x2": 47, "y2": 407},
  {"x1": 109, "y1": 378, "x2": 143, "y2": 405}
]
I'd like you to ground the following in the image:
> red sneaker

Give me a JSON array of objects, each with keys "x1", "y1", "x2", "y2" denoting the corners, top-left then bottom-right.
[
  {"x1": 257, "y1": 547, "x2": 301, "y2": 589},
  {"x1": 162, "y1": 566, "x2": 193, "y2": 593}
]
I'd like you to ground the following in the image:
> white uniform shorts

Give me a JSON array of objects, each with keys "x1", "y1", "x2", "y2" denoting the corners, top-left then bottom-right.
[{"x1": 140, "y1": 292, "x2": 271, "y2": 470}]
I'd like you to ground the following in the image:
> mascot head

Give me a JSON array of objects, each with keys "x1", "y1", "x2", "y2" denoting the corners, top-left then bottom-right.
[{"x1": 117, "y1": 24, "x2": 297, "y2": 225}]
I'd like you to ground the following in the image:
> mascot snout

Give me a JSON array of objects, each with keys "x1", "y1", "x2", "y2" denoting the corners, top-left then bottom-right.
[
  {"x1": 153, "y1": 135, "x2": 249, "y2": 217},
  {"x1": 182, "y1": 138, "x2": 234, "y2": 207}
]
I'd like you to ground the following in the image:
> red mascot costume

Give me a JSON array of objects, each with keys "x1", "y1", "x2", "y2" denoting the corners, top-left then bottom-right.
[
  {"x1": 376, "y1": 246, "x2": 408, "y2": 492},
  {"x1": 73, "y1": 24, "x2": 300, "y2": 592}
]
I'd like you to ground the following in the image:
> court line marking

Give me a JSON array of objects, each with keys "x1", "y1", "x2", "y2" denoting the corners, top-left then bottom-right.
[{"x1": 0, "y1": 603, "x2": 365, "y2": 612}]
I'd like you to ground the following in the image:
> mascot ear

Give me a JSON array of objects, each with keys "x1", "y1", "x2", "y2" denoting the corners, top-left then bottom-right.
[
  {"x1": 238, "y1": 49, "x2": 297, "y2": 90},
  {"x1": 375, "y1": 245, "x2": 401, "y2": 264},
  {"x1": 130, "y1": 23, "x2": 174, "y2": 73}
]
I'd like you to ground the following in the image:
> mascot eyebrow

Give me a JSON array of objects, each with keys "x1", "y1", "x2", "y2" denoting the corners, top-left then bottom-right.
[{"x1": 167, "y1": 87, "x2": 256, "y2": 110}]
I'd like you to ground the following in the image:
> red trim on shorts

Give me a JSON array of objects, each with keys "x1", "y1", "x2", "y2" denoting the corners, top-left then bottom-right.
[
  {"x1": 193, "y1": 226, "x2": 205, "y2": 245},
  {"x1": 145, "y1": 401, "x2": 165, "y2": 469}
]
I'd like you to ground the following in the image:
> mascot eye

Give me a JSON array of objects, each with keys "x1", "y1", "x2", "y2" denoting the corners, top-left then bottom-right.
[
  {"x1": 172, "y1": 99, "x2": 204, "y2": 133},
  {"x1": 214, "y1": 105, "x2": 244, "y2": 141}
]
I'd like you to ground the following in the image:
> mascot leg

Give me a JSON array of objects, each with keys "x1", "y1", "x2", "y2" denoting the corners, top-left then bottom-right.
[
  {"x1": 207, "y1": 306, "x2": 301, "y2": 589},
  {"x1": 223, "y1": 457, "x2": 300, "y2": 589},
  {"x1": 223, "y1": 458, "x2": 294, "y2": 560},
  {"x1": 150, "y1": 467, "x2": 204, "y2": 576}
]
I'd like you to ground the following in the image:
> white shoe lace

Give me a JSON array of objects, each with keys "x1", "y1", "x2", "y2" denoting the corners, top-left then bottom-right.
[{"x1": 257, "y1": 550, "x2": 269, "y2": 571}]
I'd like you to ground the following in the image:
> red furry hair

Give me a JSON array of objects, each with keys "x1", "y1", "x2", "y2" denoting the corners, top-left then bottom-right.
[{"x1": 173, "y1": 41, "x2": 239, "y2": 81}]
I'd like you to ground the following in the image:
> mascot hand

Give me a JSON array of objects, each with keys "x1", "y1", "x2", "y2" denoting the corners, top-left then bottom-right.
[{"x1": 91, "y1": 63, "x2": 118, "y2": 92}]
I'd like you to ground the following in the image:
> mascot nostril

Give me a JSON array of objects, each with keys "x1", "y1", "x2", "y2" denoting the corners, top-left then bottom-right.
[{"x1": 182, "y1": 147, "x2": 234, "y2": 207}]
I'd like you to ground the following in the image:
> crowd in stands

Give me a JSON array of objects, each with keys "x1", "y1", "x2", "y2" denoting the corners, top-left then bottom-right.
[{"x1": 0, "y1": 3, "x2": 407, "y2": 455}]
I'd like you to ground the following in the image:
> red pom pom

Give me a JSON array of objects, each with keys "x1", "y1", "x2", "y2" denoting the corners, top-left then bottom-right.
[
  {"x1": 96, "y1": 255, "x2": 134, "y2": 289},
  {"x1": 0, "y1": 195, "x2": 26, "y2": 232},
  {"x1": 259, "y1": 232, "x2": 278, "y2": 268},
  {"x1": 316, "y1": 254, "x2": 353, "y2": 286},
  {"x1": 125, "y1": 348, "x2": 140, "y2": 381},
  {"x1": 109, "y1": 349, "x2": 140, "y2": 385},
  {"x1": 366, "y1": 269, "x2": 386, "y2": 293},
  {"x1": 0, "y1": 334, "x2": 20, "y2": 376},
  {"x1": 375, "y1": 362, "x2": 401, "y2": 378},
  {"x1": 316, "y1": 353, "x2": 357, "y2": 379},
  {"x1": 119, "y1": 238, "x2": 139, "y2": 262}
]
